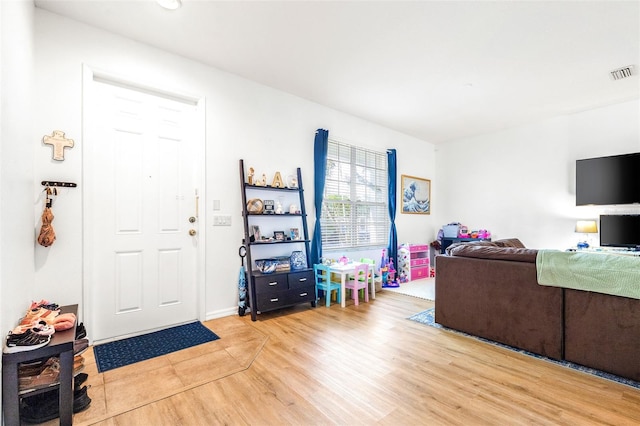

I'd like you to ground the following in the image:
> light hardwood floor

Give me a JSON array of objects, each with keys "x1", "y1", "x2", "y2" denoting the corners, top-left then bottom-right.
[{"x1": 56, "y1": 291, "x2": 640, "y2": 425}]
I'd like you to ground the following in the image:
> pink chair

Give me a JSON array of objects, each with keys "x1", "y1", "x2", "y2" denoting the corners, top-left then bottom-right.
[{"x1": 344, "y1": 263, "x2": 369, "y2": 305}]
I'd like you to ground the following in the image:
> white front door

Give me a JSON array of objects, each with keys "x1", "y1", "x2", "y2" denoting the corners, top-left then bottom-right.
[{"x1": 84, "y1": 73, "x2": 203, "y2": 342}]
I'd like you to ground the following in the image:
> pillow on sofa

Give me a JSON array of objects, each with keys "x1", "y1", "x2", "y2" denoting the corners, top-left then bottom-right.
[
  {"x1": 445, "y1": 240, "x2": 496, "y2": 255},
  {"x1": 447, "y1": 244, "x2": 538, "y2": 263},
  {"x1": 493, "y1": 238, "x2": 526, "y2": 248}
]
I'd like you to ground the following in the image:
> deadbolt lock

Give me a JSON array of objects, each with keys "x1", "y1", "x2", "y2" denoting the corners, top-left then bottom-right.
[{"x1": 189, "y1": 216, "x2": 196, "y2": 223}]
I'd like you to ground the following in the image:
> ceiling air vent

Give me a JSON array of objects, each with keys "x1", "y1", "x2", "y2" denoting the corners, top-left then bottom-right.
[{"x1": 610, "y1": 65, "x2": 635, "y2": 81}]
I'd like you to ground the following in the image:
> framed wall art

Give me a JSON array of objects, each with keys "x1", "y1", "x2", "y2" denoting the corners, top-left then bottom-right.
[{"x1": 401, "y1": 174, "x2": 431, "y2": 215}]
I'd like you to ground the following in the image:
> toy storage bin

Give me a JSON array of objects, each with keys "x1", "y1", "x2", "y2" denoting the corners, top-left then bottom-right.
[{"x1": 443, "y1": 224, "x2": 460, "y2": 238}]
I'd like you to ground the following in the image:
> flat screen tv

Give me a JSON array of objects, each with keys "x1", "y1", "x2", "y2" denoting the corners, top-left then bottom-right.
[
  {"x1": 600, "y1": 215, "x2": 640, "y2": 248},
  {"x1": 576, "y1": 152, "x2": 640, "y2": 206}
]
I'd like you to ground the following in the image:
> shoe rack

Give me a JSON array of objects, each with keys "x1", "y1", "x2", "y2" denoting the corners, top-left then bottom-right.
[{"x1": 2, "y1": 304, "x2": 78, "y2": 426}]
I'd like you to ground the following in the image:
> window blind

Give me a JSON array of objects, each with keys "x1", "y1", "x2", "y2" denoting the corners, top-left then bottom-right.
[{"x1": 321, "y1": 139, "x2": 389, "y2": 250}]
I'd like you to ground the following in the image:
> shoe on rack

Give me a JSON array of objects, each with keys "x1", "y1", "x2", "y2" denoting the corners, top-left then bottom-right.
[
  {"x1": 29, "y1": 300, "x2": 60, "y2": 311},
  {"x1": 4, "y1": 330, "x2": 51, "y2": 354},
  {"x1": 31, "y1": 322, "x2": 56, "y2": 336},
  {"x1": 11, "y1": 319, "x2": 55, "y2": 337},
  {"x1": 22, "y1": 306, "x2": 60, "y2": 322},
  {"x1": 18, "y1": 357, "x2": 53, "y2": 378},
  {"x1": 74, "y1": 372, "x2": 89, "y2": 388},
  {"x1": 74, "y1": 338, "x2": 89, "y2": 356},
  {"x1": 75, "y1": 322, "x2": 87, "y2": 340},
  {"x1": 18, "y1": 358, "x2": 60, "y2": 393},
  {"x1": 20, "y1": 384, "x2": 92, "y2": 424},
  {"x1": 73, "y1": 355, "x2": 86, "y2": 376}
]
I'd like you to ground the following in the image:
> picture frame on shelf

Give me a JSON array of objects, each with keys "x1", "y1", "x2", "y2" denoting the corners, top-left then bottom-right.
[
  {"x1": 290, "y1": 228, "x2": 300, "y2": 240},
  {"x1": 250, "y1": 225, "x2": 261, "y2": 242},
  {"x1": 401, "y1": 174, "x2": 431, "y2": 215},
  {"x1": 274, "y1": 231, "x2": 286, "y2": 241},
  {"x1": 263, "y1": 199, "x2": 275, "y2": 214}
]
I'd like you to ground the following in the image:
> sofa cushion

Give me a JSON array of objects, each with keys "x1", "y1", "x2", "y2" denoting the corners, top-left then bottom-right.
[
  {"x1": 493, "y1": 238, "x2": 526, "y2": 248},
  {"x1": 444, "y1": 240, "x2": 496, "y2": 255},
  {"x1": 447, "y1": 244, "x2": 538, "y2": 263}
]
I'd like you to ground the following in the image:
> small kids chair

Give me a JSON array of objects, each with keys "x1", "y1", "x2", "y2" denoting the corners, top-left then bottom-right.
[
  {"x1": 314, "y1": 264, "x2": 342, "y2": 307},
  {"x1": 345, "y1": 263, "x2": 370, "y2": 305}
]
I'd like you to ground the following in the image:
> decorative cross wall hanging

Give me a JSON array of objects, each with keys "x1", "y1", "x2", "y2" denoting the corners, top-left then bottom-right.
[{"x1": 43, "y1": 130, "x2": 74, "y2": 161}]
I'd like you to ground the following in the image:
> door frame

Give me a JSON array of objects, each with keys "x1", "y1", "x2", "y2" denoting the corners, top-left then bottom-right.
[{"x1": 81, "y1": 64, "x2": 206, "y2": 343}]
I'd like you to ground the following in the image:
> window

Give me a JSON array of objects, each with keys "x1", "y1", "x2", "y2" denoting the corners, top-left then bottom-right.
[{"x1": 321, "y1": 139, "x2": 389, "y2": 250}]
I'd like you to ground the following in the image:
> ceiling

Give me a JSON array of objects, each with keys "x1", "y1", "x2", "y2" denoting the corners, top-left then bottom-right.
[{"x1": 34, "y1": 0, "x2": 640, "y2": 144}]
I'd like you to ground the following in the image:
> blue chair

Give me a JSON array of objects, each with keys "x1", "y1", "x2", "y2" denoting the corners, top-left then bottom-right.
[{"x1": 314, "y1": 264, "x2": 342, "y2": 307}]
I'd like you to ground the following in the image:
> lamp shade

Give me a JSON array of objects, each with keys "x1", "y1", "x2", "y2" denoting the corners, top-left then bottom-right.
[{"x1": 575, "y1": 220, "x2": 598, "y2": 233}]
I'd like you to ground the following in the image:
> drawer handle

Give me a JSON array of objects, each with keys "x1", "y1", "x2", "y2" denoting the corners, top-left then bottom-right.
[
  {"x1": 270, "y1": 298, "x2": 279, "y2": 302},
  {"x1": 268, "y1": 281, "x2": 278, "y2": 286},
  {"x1": 300, "y1": 292, "x2": 308, "y2": 297},
  {"x1": 298, "y1": 278, "x2": 307, "y2": 282}
]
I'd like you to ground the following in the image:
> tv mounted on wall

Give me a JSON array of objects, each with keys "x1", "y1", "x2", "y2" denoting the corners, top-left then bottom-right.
[
  {"x1": 576, "y1": 152, "x2": 640, "y2": 206},
  {"x1": 600, "y1": 215, "x2": 640, "y2": 249}
]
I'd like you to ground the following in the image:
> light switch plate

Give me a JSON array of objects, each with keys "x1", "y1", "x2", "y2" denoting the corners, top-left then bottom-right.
[{"x1": 213, "y1": 215, "x2": 232, "y2": 226}]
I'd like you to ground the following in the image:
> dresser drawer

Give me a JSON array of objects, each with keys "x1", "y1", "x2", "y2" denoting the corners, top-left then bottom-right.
[
  {"x1": 409, "y1": 245, "x2": 429, "y2": 252},
  {"x1": 288, "y1": 270, "x2": 314, "y2": 289},
  {"x1": 255, "y1": 290, "x2": 290, "y2": 311},
  {"x1": 410, "y1": 258, "x2": 429, "y2": 267},
  {"x1": 286, "y1": 284, "x2": 316, "y2": 304},
  {"x1": 411, "y1": 266, "x2": 430, "y2": 279},
  {"x1": 254, "y1": 274, "x2": 288, "y2": 294}
]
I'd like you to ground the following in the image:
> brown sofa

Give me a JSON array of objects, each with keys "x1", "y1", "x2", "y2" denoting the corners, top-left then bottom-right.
[
  {"x1": 564, "y1": 289, "x2": 640, "y2": 381},
  {"x1": 435, "y1": 239, "x2": 640, "y2": 381}
]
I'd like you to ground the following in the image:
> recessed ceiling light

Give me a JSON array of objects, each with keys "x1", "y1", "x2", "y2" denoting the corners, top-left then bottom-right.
[{"x1": 157, "y1": 0, "x2": 182, "y2": 10}]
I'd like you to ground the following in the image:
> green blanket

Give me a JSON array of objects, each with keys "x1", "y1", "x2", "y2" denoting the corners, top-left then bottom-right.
[{"x1": 536, "y1": 250, "x2": 640, "y2": 300}]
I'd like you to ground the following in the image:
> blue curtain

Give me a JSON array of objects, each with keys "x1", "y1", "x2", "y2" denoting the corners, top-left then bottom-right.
[
  {"x1": 311, "y1": 129, "x2": 329, "y2": 266},
  {"x1": 387, "y1": 149, "x2": 398, "y2": 269}
]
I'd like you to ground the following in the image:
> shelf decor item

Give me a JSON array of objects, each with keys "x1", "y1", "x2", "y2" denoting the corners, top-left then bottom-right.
[
  {"x1": 271, "y1": 172, "x2": 285, "y2": 188},
  {"x1": 250, "y1": 225, "x2": 261, "y2": 242},
  {"x1": 247, "y1": 198, "x2": 264, "y2": 214},
  {"x1": 290, "y1": 251, "x2": 307, "y2": 270},
  {"x1": 248, "y1": 167, "x2": 255, "y2": 185},
  {"x1": 287, "y1": 175, "x2": 298, "y2": 189},
  {"x1": 290, "y1": 228, "x2": 300, "y2": 240},
  {"x1": 255, "y1": 258, "x2": 277, "y2": 274},
  {"x1": 274, "y1": 231, "x2": 285, "y2": 241},
  {"x1": 263, "y1": 199, "x2": 275, "y2": 214}
]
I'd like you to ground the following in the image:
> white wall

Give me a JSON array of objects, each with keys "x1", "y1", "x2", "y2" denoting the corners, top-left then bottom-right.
[
  {"x1": 26, "y1": 9, "x2": 437, "y2": 323},
  {"x1": 435, "y1": 99, "x2": 640, "y2": 250},
  {"x1": 1, "y1": 0, "x2": 36, "y2": 340}
]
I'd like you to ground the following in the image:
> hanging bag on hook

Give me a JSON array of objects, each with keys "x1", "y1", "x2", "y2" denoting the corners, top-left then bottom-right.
[
  {"x1": 37, "y1": 207, "x2": 56, "y2": 247},
  {"x1": 38, "y1": 188, "x2": 56, "y2": 247}
]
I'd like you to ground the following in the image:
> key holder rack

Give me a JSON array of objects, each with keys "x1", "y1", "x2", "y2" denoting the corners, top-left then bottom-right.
[{"x1": 41, "y1": 181, "x2": 77, "y2": 208}]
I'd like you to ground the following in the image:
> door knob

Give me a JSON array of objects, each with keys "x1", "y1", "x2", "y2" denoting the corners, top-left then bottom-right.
[{"x1": 189, "y1": 229, "x2": 197, "y2": 236}]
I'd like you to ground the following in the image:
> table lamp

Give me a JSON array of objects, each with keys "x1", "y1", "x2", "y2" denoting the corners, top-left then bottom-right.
[{"x1": 575, "y1": 220, "x2": 598, "y2": 249}]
